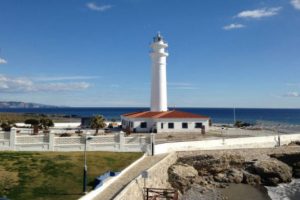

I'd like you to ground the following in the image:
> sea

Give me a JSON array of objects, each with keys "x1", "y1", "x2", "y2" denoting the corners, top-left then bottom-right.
[
  {"x1": 0, "y1": 107, "x2": 300, "y2": 125},
  {"x1": 1, "y1": 107, "x2": 300, "y2": 199}
]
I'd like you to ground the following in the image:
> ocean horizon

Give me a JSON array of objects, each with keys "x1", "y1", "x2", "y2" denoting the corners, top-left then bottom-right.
[{"x1": 1, "y1": 107, "x2": 300, "y2": 125}]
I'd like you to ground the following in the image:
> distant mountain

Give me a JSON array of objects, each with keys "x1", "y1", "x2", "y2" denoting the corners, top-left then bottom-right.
[{"x1": 0, "y1": 101, "x2": 57, "y2": 108}]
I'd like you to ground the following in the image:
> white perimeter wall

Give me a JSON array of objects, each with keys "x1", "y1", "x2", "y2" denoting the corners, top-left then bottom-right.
[
  {"x1": 155, "y1": 133, "x2": 300, "y2": 154},
  {"x1": 16, "y1": 122, "x2": 81, "y2": 128}
]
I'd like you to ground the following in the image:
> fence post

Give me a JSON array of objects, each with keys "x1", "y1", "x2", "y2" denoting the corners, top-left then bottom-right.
[
  {"x1": 10, "y1": 128, "x2": 17, "y2": 150},
  {"x1": 150, "y1": 133, "x2": 155, "y2": 156},
  {"x1": 119, "y1": 131, "x2": 125, "y2": 151},
  {"x1": 49, "y1": 131, "x2": 55, "y2": 151}
]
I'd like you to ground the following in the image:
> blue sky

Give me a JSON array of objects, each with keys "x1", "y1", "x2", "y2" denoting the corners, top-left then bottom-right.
[{"x1": 0, "y1": 0, "x2": 300, "y2": 108}]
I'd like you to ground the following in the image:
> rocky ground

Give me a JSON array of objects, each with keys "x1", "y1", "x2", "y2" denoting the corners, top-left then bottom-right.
[{"x1": 168, "y1": 144, "x2": 300, "y2": 200}]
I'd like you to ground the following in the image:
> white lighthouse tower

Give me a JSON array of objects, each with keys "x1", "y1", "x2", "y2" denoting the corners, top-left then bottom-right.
[
  {"x1": 150, "y1": 32, "x2": 169, "y2": 112},
  {"x1": 121, "y1": 33, "x2": 211, "y2": 134}
]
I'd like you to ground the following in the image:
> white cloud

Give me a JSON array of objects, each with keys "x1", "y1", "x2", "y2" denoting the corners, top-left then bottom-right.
[
  {"x1": 291, "y1": 0, "x2": 300, "y2": 10},
  {"x1": 283, "y1": 92, "x2": 300, "y2": 97},
  {"x1": 223, "y1": 23, "x2": 245, "y2": 30},
  {"x1": 0, "y1": 74, "x2": 90, "y2": 93},
  {"x1": 236, "y1": 7, "x2": 282, "y2": 19},
  {"x1": 0, "y1": 58, "x2": 7, "y2": 64},
  {"x1": 86, "y1": 2, "x2": 113, "y2": 12},
  {"x1": 33, "y1": 75, "x2": 100, "y2": 81}
]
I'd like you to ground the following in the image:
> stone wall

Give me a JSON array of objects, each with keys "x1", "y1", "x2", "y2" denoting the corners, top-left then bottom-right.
[{"x1": 114, "y1": 153, "x2": 178, "y2": 200}]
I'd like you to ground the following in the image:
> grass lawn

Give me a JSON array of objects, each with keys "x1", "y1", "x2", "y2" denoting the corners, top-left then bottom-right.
[{"x1": 0, "y1": 151, "x2": 143, "y2": 200}]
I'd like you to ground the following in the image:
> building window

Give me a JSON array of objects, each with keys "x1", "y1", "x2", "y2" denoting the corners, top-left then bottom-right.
[
  {"x1": 130, "y1": 122, "x2": 133, "y2": 128},
  {"x1": 140, "y1": 122, "x2": 147, "y2": 128},
  {"x1": 195, "y1": 123, "x2": 202, "y2": 128},
  {"x1": 168, "y1": 123, "x2": 174, "y2": 129},
  {"x1": 182, "y1": 123, "x2": 188, "y2": 129},
  {"x1": 161, "y1": 123, "x2": 164, "y2": 129}
]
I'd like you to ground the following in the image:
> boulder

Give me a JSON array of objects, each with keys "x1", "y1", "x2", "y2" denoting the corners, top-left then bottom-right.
[
  {"x1": 214, "y1": 173, "x2": 228, "y2": 183},
  {"x1": 213, "y1": 169, "x2": 243, "y2": 184},
  {"x1": 225, "y1": 154, "x2": 245, "y2": 168},
  {"x1": 242, "y1": 170, "x2": 261, "y2": 185},
  {"x1": 271, "y1": 152, "x2": 300, "y2": 178},
  {"x1": 178, "y1": 154, "x2": 245, "y2": 177},
  {"x1": 226, "y1": 169, "x2": 243, "y2": 183},
  {"x1": 168, "y1": 163, "x2": 198, "y2": 193},
  {"x1": 179, "y1": 155, "x2": 229, "y2": 175},
  {"x1": 251, "y1": 159, "x2": 292, "y2": 186}
]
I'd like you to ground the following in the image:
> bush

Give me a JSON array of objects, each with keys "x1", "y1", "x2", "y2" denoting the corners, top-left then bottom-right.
[
  {"x1": 0, "y1": 121, "x2": 14, "y2": 131},
  {"x1": 60, "y1": 133, "x2": 72, "y2": 137},
  {"x1": 234, "y1": 121, "x2": 252, "y2": 128}
]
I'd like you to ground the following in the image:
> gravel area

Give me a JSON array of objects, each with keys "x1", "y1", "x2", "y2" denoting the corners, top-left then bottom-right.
[{"x1": 155, "y1": 126, "x2": 280, "y2": 144}]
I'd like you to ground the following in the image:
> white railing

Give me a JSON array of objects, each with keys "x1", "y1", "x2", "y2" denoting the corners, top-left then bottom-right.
[
  {"x1": 0, "y1": 128, "x2": 152, "y2": 153},
  {"x1": 55, "y1": 137, "x2": 84, "y2": 145},
  {"x1": 0, "y1": 131, "x2": 10, "y2": 140},
  {"x1": 16, "y1": 135, "x2": 49, "y2": 144}
]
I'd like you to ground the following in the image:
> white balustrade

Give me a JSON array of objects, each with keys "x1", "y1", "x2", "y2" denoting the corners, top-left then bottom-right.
[{"x1": 0, "y1": 128, "x2": 152, "y2": 152}]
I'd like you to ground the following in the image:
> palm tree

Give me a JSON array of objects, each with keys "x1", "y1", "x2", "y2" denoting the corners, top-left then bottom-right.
[{"x1": 90, "y1": 115, "x2": 106, "y2": 135}]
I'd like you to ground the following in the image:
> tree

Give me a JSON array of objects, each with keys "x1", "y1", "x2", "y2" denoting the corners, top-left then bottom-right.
[
  {"x1": 39, "y1": 118, "x2": 54, "y2": 130},
  {"x1": 24, "y1": 119, "x2": 40, "y2": 134},
  {"x1": 0, "y1": 120, "x2": 15, "y2": 131},
  {"x1": 90, "y1": 115, "x2": 106, "y2": 135}
]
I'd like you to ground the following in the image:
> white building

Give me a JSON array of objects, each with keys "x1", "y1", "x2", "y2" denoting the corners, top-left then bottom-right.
[
  {"x1": 121, "y1": 33, "x2": 210, "y2": 133},
  {"x1": 121, "y1": 110, "x2": 210, "y2": 133}
]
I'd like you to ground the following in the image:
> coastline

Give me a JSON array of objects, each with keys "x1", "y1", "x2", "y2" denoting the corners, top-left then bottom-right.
[{"x1": 170, "y1": 146, "x2": 300, "y2": 200}]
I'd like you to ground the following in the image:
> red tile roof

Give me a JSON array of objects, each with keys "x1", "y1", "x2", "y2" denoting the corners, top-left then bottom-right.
[{"x1": 122, "y1": 110, "x2": 209, "y2": 119}]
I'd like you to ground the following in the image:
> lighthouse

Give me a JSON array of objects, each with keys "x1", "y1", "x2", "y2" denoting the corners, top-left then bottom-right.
[
  {"x1": 120, "y1": 33, "x2": 210, "y2": 134},
  {"x1": 150, "y1": 32, "x2": 169, "y2": 112}
]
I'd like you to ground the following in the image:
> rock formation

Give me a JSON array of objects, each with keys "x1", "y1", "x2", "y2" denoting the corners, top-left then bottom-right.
[
  {"x1": 270, "y1": 152, "x2": 300, "y2": 178},
  {"x1": 168, "y1": 151, "x2": 298, "y2": 198}
]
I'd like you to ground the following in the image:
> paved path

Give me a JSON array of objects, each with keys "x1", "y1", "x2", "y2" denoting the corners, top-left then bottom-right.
[{"x1": 94, "y1": 154, "x2": 167, "y2": 200}]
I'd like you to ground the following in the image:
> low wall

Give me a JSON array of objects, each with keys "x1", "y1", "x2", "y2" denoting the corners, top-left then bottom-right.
[
  {"x1": 0, "y1": 129, "x2": 152, "y2": 153},
  {"x1": 79, "y1": 154, "x2": 147, "y2": 200},
  {"x1": 114, "y1": 153, "x2": 178, "y2": 200},
  {"x1": 16, "y1": 122, "x2": 81, "y2": 128},
  {"x1": 154, "y1": 133, "x2": 300, "y2": 154}
]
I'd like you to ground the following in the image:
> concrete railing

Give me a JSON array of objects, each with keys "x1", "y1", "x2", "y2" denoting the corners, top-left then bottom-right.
[
  {"x1": 154, "y1": 133, "x2": 300, "y2": 154},
  {"x1": 79, "y1": 154, "x2": 147, "y2": 200},
  {"x1": 0, "y1": 128, "x2": 152, "y2": 153}
]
